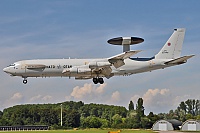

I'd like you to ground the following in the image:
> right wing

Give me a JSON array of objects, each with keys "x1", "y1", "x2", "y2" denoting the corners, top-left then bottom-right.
[
  {"x1": 108, "y1": 50, "x2": 141, "y2": 68},
  {"x1": 164, "y1": 55, "x2": 195, "y2": 65}
]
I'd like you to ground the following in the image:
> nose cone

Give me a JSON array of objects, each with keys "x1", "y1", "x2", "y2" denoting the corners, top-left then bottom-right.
[{"x1": 3, "y1": 67, "x2": 10, "y2": 73}]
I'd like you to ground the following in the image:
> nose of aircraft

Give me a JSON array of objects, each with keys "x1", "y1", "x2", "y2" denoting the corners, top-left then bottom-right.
[{"x1": 3, "y1": 67, "x2": 10, "y2": 73}]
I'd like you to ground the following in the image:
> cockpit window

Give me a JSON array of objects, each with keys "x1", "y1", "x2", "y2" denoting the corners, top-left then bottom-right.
[{"x1": 8, "y1": 64, "x2": 15, "y2": 67}]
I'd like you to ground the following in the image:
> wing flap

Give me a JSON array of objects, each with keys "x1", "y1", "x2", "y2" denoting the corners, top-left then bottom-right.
[{"x1": 165, "y1": 55, "x2": 195, "y2": 65}]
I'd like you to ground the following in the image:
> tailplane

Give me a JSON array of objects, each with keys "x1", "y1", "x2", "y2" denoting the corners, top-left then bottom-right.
[{"x1": 155, "y1": 28, "x2": 185, "y2": 59}]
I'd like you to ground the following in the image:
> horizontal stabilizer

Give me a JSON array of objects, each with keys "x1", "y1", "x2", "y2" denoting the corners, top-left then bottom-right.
[
  {"x1": 108, "y1": 50, "x2": 141, "y2": 68},
  {"x1": 26, "y1": 64, "x2": 46, "y2": 69},
  {"x1": 164, "y1": 55, "x2": 195, "y2": 65}
]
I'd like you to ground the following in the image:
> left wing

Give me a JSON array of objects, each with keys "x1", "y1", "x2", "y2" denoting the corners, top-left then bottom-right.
[
  {"x1": 108, "y1": 50, "x2": 141, "y2": 68},
  {"x1": 62, "y1": 51, "x2": 141, "y2": 79}
]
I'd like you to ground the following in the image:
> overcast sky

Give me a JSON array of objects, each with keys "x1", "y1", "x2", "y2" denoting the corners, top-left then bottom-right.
[{"x1": 0, "y1": 0, "x2": 199, "y2": 114}]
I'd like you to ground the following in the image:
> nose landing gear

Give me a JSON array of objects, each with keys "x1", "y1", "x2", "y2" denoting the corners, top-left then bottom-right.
[
  {"x1": 93, "y1": 78, "x2": 104, "y2": 84},
  {"x1": 22, "y1": 77, "x2": 28, "y2": 84}
]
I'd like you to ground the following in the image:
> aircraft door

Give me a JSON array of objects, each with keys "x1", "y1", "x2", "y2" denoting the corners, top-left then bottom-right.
[{"x1": 20, "y1": 61, "x2": 26, "y2": 73}]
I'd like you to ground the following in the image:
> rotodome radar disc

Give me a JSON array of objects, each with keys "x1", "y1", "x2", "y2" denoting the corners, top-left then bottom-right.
[{"x1": 107, "y1": 37, "x2": 144, "y2": 45}]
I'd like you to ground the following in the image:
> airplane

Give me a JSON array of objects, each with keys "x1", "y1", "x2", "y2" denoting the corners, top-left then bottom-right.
[{"x1": 3, "y1": 28, "x2": 194, "y2": 84}]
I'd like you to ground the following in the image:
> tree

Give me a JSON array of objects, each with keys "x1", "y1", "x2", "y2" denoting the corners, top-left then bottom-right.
[
  {"x1": 179, "y1": 101, "x2": 187, "y2": 114},
  {"x1": 147, "y1": 112, "x2": 159, "y2": 128},
  {"x1": 177, "y1": 99, "x2": 200, "y2": 116},
  {"x1": 0, "y1": 111, "x2": 3, "y2": 119},
  {"x1": 0, "y1": 118, "x2": 10, "y2": 126},
  {"x1": 89, "y1": 116, "x2": 101, "y2": 128},
  {"x1": 136, "y1": 98, "x2": 144, "y2": 117},
  {"x1": 141, "y1": 116, "x2": 150, "y2": 128},
  {"x1": 64, "y1": 109, "x2": 80, "y2": 128},
  {"x1": 100, "y1": 118, "x2": 109, "y2": 128},
  {"x1": 185, "y1": 113, "x2": 194, "y2": 120},
  {"x1": 196, "y1": 115, "x2": 200, "y2": 120},
  {"x1": 128, "y1": 101, "x2": 134, "y2": 111},
  {"x1": 112, "y1": 114, "x2": 122, "y2": 128},
  {"x1": 135, "y1": 98, "x2": 145, "y2": 128},
  {"x1": 0, "y1": 101, "x2": 129, "y2": 128}
]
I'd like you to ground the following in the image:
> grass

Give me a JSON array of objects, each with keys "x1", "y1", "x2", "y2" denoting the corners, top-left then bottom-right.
[{"x1": 0, "y1": 129, "x2": 155, "y2": 133}]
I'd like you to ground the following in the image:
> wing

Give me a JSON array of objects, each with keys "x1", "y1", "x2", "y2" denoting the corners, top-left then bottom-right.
[
  {"x1": 164, "y1": 55, "x2": 195, "y2": 65},
  {"x1": 62, "y1": 51, "x2": 141, "y2": 79},
  {"x1": 108, "y1": 50, "x2": 141, "y2": 68}
]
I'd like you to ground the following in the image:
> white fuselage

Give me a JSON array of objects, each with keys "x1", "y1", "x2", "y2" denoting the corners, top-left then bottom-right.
[
  {"x1": 3, "y1": 29, "x2": 192, "y2": 84},
  {"x1": 3, "y1": 58, "x2": 172, "y2": 78}
]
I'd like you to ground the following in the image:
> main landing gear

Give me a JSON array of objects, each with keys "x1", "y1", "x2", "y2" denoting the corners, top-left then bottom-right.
[
  {"x1": 22, "y1": 77, "x2": 28, "y2": 84},
  {"x1": 93, "y1": 78, "x2": 104, "y2": 84}
]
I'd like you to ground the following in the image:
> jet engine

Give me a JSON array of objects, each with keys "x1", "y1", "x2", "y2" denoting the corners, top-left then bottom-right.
[
  {"x1": 89, "y1": 62, "x2": 111, "y2": 69},
  {"x1": 69, "y1": 67, "x2": 91, "y2": 75}
]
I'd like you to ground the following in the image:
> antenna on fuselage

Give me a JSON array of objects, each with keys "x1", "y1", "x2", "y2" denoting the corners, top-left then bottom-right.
[{"x1": 107, "y1": 37, "x2": 144, "y2": 52}]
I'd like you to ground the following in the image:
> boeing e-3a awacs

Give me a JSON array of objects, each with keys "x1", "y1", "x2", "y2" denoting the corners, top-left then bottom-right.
[{"x1": 3, "y1": 28, "x2": 194, "y2": 84}]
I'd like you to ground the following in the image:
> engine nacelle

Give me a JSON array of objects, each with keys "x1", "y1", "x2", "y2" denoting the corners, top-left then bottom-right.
[
  {"x1": 69, "y1": 67, "x2": 91, "y2": 74},
  {"x1": 89, "y1": 62, "x2": 111, "y2": 69}
]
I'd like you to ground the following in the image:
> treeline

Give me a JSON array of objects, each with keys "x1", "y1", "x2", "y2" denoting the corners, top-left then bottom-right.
[
  {"x1": 0, "y1": 101, "x2": 129, "y2": 129},
  {"x1": 157, "y1": 99, "x2": 200, "y2": 122},
  {"x1": 0, "y1": 99, "x2": 199, "y2": 129}
]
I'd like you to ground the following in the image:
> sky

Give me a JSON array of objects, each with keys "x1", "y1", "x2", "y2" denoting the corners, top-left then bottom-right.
[{"x1": 0, "y1": 0, "x2": 199, "y2": 114}]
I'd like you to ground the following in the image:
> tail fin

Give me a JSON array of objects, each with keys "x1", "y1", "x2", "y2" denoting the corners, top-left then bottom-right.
[{"x1": 155, "y1": 28, "x2": 185, "y2": 59}]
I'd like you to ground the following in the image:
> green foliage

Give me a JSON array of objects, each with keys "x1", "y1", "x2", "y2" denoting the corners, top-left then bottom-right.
[
  {"x1": 0, "y1": 101, "x2": 128, "y2": 129},
  {"x1": 112, "y1": 114, "x2": 122, "y2": 127},
  {"x1": 63, "y1": 109, "x2": 80, "y2": 128},
  {"x1": 147, "y1": 112, "x2": 159, "y2": 128},
  {"x1": 136, "y1": 98, "x2": 144, "y2": 117},
  {"x1": 196, "y1": 115, "x2": 200, "y2": 120},
  {"x1": 128, "y1": 101, "x2": 134, "y2": 111},
  {"x1": 177, "y1": 99, "x2": 200, "y2": 116},
  {"x1": 80, "y1": 116, "x2": 109, "y2": 128},
  {"x1": 0, "y1": 129, "x2": 156, "y2": 133},
  {"x1": 0, "y1": 111, "x2": 2, "y2": 119},
  {"x1": 1, "y1": 98, "x2": 199, "y2": 129}
]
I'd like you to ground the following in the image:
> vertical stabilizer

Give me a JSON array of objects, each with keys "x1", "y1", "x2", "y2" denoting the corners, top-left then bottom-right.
[{"x1": 155, "y1": 28, "x2": 185, "y2": 59}]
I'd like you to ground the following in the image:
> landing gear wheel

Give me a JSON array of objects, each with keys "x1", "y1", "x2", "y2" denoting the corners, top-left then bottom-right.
[
  {"x1": 93, "y1": 78, "x2": 98, "y2": 84},
  {"x1": 98, "y1": 78, "x2": 104, "y2": 84},
  {"x1": 93, "y1": 78, "x2": 104, "y2": 84},
  {"x1": 23, "y1": 79, "x2": 27, "y2": 84}
]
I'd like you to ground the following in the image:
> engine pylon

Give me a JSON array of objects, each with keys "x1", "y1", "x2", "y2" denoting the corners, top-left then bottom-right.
[{"x1": 107, "y1": 37, "x2": 144, "y2": 52}]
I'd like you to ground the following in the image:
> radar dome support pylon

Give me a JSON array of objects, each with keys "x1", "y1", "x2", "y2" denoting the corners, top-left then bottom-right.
[{"x1": 107, "y1": 37, "x2": 144, "y2": 52}]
